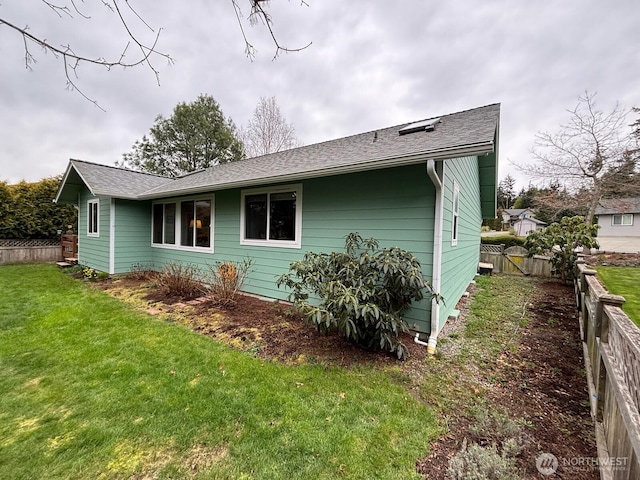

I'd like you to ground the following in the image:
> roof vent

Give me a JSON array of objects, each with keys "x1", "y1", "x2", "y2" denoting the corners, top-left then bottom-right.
[{"x1": 398, "y1": 117, "x2": 441, "y2": 135}]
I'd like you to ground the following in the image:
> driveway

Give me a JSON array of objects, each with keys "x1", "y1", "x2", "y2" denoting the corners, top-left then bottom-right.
[{"x1": 593, "y1": 236, "x2": 640, "y2": 254}]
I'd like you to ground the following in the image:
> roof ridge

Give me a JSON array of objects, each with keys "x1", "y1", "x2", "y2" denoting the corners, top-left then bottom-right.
[
  {"x1": 228, "y1": 103, "x2": 501, "y2": 164},
  {"x1": 69, "y1": 158, "x2": 172, "y2": 180}
]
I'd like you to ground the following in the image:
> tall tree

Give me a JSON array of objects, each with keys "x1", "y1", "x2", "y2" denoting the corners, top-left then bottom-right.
[
  {"x1": 497, "y1": 174, "x2": 517, "y2": 210},
  {"x1": 119, "y1": 94, "x2": 244, "y2": 177},
  {"x1": 517, "y1": 92, "x2": 639, "y2": 223},
  {"x1": 242, "y1": 96, "x2": 298, "y2": 157}
]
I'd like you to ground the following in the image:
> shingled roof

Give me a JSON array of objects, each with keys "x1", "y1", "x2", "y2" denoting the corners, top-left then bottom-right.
[
  {"x1": 595, "y1": 197, "x2": 640, "y2": 215},
  {"x1": 55, "y1": 159, "x2": 172, "y2": 203},
  {"x1": 56, "y1": 103, "x2": 499, "y2": 203}
]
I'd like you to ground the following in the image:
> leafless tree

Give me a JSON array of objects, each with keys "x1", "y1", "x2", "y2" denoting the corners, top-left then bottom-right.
[
  {"x1": 516, "y1": 91, "x2": 639, "y2": 223},
  {"x1": 0, "y1": 0, "x2": 311, "y2": 110},
  {"x1": 242, "y1": 96, "x2": 298, "y2": 157}
]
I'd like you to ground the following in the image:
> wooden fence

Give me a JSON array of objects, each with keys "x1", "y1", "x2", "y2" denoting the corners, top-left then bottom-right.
[
  {"x1": 479, "y1": 244, "x2": 553, "y2": 277},
  {"x1": 575, "y1": 261, "x2": 640, "y2": 479},
  {"x1": 0, "y1": 236, "x2": 77, "y2": 265}
]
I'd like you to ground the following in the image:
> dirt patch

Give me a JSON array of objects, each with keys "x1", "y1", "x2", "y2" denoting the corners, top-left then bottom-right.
[
  {"x1": 417, "y1": 281, "x2": 597, "y2": 479},
  {"x1": 91, "y1": 276, "x2": 598, "y2": 478},
  {"x1": 583, "y1": 251, "x2": 640, "y2": 267}
]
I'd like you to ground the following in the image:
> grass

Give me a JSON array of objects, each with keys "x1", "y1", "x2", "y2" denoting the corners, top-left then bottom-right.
[
  {"x1": 418, "y1": 274, "x2": 533, "y2": 412},
  {"x1": 0, "y1": 264, "x2": 439, "y2": 480},
  {"x1": 594, "y1": 266, "x2": 640, "y2": 326}
]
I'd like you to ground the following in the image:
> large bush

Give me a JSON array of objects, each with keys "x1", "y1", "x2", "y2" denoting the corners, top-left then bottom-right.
[
  {"x1": 276, "y1": 233, "x2": 435, "y2": 359},
  {"x1": 0, "y1": 177, "x2": 77, "y2": 239},
  {"x1": 524, "y1": 216, "x2": 599, "y2": 282}
]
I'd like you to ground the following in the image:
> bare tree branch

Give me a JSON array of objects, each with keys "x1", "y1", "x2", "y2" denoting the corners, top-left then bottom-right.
[
  {"x1": 1, "y1": 0, "x2": 311, "y2": 108},
  {"x1": 234, "y1": 0, "x2": 312, "y2": 61},
  {"x1": 515, "y1": 91, "x2": 638, "y2": 223}
]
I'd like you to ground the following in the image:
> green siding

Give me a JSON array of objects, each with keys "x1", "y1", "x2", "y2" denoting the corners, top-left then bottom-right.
[
  {"x1": 113, "y1": 199, "x2": 154, "y2": 273},
  {"x1": 440, "y1": 156, "x2": 483, "y2": 327},
  {"x1": 77, "y1": 191, "x2": 110, "y2": 273},
  {"x1": 149, "y1": 164, "x2": 436, "y2": 332},
  {"x1": 73, "y1": 159, "x2": 492, "y2": 336}
]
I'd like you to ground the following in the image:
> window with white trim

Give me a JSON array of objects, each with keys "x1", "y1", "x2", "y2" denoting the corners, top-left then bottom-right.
[
  {"x1": 451, "y1": 182, "x2": 460, "y2": 246},
  {"x1": 152, "y1": 197, "x2": 213, "y2": 250},
  {"x1": 612, "y1": 214, "x2": 633, "y2": 226},
  {"x1": 87, "y1": 199, "x2": 99, "y2": 237},
  {"x1": 240, "y1": 184, "x2": 302, "y2": 248}
]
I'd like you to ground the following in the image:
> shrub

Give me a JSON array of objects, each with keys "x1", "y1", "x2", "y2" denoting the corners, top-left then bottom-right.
[
  {"x1": 524, "y1": 215, "x2": 599, "y2": 282},
  {"x1": 447, "y1": 439, "x2": 523, "y2": 480},
  {"x1": 481, "y1": 236, "x2": 525, "y2": 248},
  {"x1": 129, "y1": 262, "x2": 157, "y2": 281},
  {"x1": 276, "y1": 233, "x2": 435, "y2": 360},
  {"x1": 204, "y1": 259, "x2": 253, "y2": 307},
  {"x1": 448, "y1": 407, "x2": 525, "y2": 480},
  {"x1": 82, "y1": 266, "x2": 97, "y2": 281},
  {"x1": 156, "y1": 262, "x2": 204, "y2": 299}
]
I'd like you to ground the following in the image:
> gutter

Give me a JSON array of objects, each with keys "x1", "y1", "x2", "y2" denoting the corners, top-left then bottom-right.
[
  {"x1": 137, "y1": 141, "x2": 494, "y2": 200},
  {"x1": 417, "y1": 159, "x2": 444, "y2": 354}
]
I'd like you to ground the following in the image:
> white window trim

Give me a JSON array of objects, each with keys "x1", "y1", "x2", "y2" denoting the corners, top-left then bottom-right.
[
  {"x1": 240, "y1": 184, "x2": 302, "y2": 249},
  {"x1": 87, "y1": 199, "x2": 99, "y2": 237},
  {"x1": 151, "y1": 195, "x2": 215, "y2": 253},
  {"x1": 612, "y1": 214, "x2": 633, "y2": 226},
  {"x1": 451, "y1": 181, "x2": 460, "y2": 246}
]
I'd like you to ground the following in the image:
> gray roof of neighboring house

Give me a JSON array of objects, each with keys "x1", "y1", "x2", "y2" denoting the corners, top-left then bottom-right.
[
  {"x1": 503, "y1": 208, "x2": 534, "y2": 217},
  {"x1": 513, "y1": 217, "x2": 547, "y2": 225},
  {"x1": 56, "y1": 103, "x2": 500, "y2": 202},
  {"x1": 595, "y1": 197, "x2": 640, "y2": 215}
]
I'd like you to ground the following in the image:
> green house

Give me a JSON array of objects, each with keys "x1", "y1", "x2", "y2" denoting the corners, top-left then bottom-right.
[{"x1": 56, "y1": 103, "x2": 500, "y2": 352}]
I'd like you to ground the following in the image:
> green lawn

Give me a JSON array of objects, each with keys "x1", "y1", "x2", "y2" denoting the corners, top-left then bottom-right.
[
  {"x1": 595, "y1": 266, "x2": 640, "y2": 327},
  {"x1": 0, "y1": 264, "x2": 439, "y2": 479}
]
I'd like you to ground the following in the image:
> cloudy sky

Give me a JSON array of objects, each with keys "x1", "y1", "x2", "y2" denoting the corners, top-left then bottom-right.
[{"x1": 1, "y1": 0, "x2": 638, "y2": 190}]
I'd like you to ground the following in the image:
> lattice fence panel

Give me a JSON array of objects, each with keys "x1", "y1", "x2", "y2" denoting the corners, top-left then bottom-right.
[{"x1": 0, "y1": 239, "x2": 60, "y2": 247}]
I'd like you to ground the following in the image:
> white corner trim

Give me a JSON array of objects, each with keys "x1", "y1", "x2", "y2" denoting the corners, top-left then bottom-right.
[{"x1": 109, "y1": 199, "x2": 115, "y2": 274}]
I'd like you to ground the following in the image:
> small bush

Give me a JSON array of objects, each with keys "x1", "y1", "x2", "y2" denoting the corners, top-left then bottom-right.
[
  {"x1": 481, "y1": 236, "x2": 525, "y2": 248},
  {"x1": 524, "y1": 215, "x2": 599, "y2": 282},
  {"x1": 204, "y1": 259, "x2": 253, "y2": 307},
  {"x1": 156, "y1": 262, "x2": 204, "y2": 299},
  {"x1": 448, "y1": 407, "x2": 525, "y2": 479},
  {"x1": 468, "y1": 409, "x2": 523, "y2": 451},
  {"x1": 447, "y1": 439, "x2": 523, "y2": 480},
  {"x1": 276, "y1": 233, "x2": 435, "y2": 360},
  {"x1": 129, "y1": 262, "x2": 157, "y2": 281},
  {"x1": 82, "y1": 266, "x2": 97, "y2": 281}
]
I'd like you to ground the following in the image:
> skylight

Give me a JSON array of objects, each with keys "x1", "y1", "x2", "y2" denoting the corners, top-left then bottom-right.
[{"x1": 398, "y1": 117, "x2": 441, "y2": 135}]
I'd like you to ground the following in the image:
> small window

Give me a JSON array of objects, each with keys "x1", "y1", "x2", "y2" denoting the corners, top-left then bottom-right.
[
  {"x1": 451, "y1": 182, "x2": 460, "y2": 246},
  {"x1": 153, "y1": 203, "x2": 176, "y2": 245},
  {"x1": 241, "y1": 185, "x2": 302, "y2": 248},
  {"x1": 612, "y1": 214, "x2": 633, "y2": 226},
  {"x1": 87, "y1": 199, "x2": 99, "y2": 237}
]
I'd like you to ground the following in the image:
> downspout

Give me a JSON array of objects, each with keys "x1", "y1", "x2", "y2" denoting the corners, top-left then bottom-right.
[{"x1": 416, "y1": 159, "x2": 444, "y2": 354}]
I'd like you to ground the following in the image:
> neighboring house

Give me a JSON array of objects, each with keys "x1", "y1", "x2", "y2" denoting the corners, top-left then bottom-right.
[
  {"x1": 512, "y1": 217, "x2": 546, "y2": 236},
  {"x1": 56, "y1": 103, "x2": 500, "y2": 353},
  {"x1": 595, "y1": 197, "x2": 640, "y2": 237},
  {"x1": 501, "y1": 208, "x2": 536, "y2": 227}
]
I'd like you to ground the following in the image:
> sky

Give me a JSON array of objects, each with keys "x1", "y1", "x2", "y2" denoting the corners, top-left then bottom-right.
[{"x1": 1, "y1": 0, "x2": 639, "y2": 191}]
